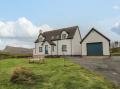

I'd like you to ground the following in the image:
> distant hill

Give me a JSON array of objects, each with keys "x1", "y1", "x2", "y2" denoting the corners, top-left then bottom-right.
[{"x1": 3, "y1": 46, "x2": 33, "y2": 55}]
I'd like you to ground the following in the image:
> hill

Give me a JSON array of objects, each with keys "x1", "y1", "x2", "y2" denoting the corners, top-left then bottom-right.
[
  {"x1": 3, "y1": 46, "x2": 32, "y2": 55},
  {"x1": 0, "y1": 46, "x2": 33, "y2": 59},
  {"x1": 0, "y1": 58, "x2": 119, "y2": 89}
]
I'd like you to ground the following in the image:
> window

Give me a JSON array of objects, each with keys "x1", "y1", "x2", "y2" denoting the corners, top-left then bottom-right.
[
  {"x1": 62, "y1": 34, "x2": 66, "y2": 39},
  {"x1": 62, "y1": 45, "x2": 67, "y2": 52},
  {"x1": 52, "y1": 45, "x2": 54, "y2": 52},
  {"x1": 39, "y1": 47, "x2": 42, "y2": 52},
  {"x1": 39, "y1": 37, "x2": 43, "y2": 42}
]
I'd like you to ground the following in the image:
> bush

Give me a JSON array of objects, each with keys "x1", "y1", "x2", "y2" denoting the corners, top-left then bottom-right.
[
  {"x1": 14, "y1": 54, "x2": 32, "y2": 58},
  {"x1": 10, "y1": 67, "x2": 36, "y2": 84}
]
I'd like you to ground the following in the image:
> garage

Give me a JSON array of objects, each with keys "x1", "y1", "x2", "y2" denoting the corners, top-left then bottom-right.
[
  {"x1": 87, "y1": 42, "x2": 103, "y2": 56},
  {"x1": 81, "y1": 28, "x2": 110, "y2": 56}
]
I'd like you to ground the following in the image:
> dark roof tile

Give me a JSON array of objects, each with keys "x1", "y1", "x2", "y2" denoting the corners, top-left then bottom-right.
[{"x1": 35, "y1": 26, "x2": 78, "y2": 45}]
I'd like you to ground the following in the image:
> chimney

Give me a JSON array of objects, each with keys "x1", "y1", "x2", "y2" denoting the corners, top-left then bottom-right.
[{"x1": 39, "y1": 29, "x2": 42, "y2": 34}]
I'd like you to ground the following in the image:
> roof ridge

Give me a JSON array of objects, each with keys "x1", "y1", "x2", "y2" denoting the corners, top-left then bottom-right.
[
  {"x1": 43, "y1": 25, "x2": 78, "y2": 34},
  {"x1": 35, "y1": 25, "x2": 78, "y2": 43}
]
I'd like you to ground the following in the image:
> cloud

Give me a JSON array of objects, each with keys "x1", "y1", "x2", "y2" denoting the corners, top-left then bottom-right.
[
  {"x1": 111, "y1": 22, "x2": 120, "y2": 35},
  {"x1": 0, "y1": 17, "x2": 52, "y2": 49},
  {"x1": 113, "y1": 5, "x2": 120, "y2": 10}
]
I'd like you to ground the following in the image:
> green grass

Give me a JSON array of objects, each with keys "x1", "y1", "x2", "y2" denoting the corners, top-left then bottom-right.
[
  {"x1": 111, "y1": 47, "x2": 120, "y2": 56},
  {"x1": 111, "y1": 52, "x2": 120, "y2": 56},
  {"x1": 0, "y1": 58, "x2": 118, "y2": 89}
]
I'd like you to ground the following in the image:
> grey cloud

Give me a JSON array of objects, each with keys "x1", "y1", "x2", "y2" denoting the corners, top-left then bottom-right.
[{"x1": 111, "y1": 23, "x2": 120, "y2": 35}]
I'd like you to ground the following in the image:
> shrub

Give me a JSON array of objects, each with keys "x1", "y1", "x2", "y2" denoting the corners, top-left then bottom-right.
[
  {"x1": 14, "y1": 54, "x2": 32, "y2": 58},
  {"x1": 10, "y1": 67, "x2": 36, "y2": 84}
]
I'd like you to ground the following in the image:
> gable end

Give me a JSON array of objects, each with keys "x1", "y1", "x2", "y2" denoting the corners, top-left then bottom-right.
[{"x1": 80, "y1": 28, "x2": 110, "y2": 43}]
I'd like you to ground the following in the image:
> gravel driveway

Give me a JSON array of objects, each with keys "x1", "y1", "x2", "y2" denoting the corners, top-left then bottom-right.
[{"x1": 67, "y1": 56, "x2": 120, "y2": 86}]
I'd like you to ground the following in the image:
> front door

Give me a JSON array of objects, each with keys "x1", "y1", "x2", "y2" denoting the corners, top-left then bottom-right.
[{"x1": 45, "y1": 45, "x2": 48, "y2": 54}]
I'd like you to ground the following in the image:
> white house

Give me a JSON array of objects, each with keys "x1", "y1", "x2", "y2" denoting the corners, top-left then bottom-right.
[
  {"x1": 33, "y1": 26, "x2": 82, "y2": 57},
  {"x1": 33, "y1": 26, "x2": 110, "y2": 57},
  {"x1": 81, "y1": 28, "x2": 110, "y2": 56}
]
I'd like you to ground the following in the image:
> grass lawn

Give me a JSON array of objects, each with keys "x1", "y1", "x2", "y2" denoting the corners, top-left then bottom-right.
[{"x1": 0, "y1": 58, "x2": 118, "y2": 89}]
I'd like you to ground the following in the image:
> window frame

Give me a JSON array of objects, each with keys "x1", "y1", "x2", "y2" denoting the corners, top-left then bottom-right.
[
  {"x1": 39, "y1": 47, "x2": 42, "y2": 52},
  {"x1": 62, "y1": 34, "x2": 67, "y2": 40},
  {"x1": 39, "y1": 37, "x2": 43, "y2": 42},
  {"x1": 62, "y1": 45, "x2": 67, "y2": 52}
]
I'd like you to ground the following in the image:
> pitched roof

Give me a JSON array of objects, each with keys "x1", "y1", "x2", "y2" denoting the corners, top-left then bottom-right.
[
  {"x1": 35, "y1": 26, "x2": 78, "y2": 45},
  {"x1": 80, "y1": 28, "x2": 110, "y2": 43}
]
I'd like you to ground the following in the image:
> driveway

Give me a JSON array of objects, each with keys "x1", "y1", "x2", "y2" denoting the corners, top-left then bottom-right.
[{"x1": 67, "y1": 56, "x2": 120, "y2": 86}]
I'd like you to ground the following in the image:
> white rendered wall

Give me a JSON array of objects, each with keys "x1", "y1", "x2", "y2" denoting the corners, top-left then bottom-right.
[
  {"x1": 82, "y1": 30, "x2": 110, "y2": 56},
  {"x1": 72, "y1": 29, "x2": 82, "y2": 55}
]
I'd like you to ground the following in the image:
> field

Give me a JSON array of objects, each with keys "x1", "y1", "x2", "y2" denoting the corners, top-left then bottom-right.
[
  {"x1": 0, "y1": 58, "x2": 118, "y2": 89},
  {"x1": 111, "y1": 47, "x2": 120, "y2": 56}
]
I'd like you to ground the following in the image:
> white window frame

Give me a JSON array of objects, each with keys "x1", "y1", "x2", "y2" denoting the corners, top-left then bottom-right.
[
  {"x1": 62, "y1": 45, "x2": 67, "y2": 52},
  {"x1": 39, "y1": 47, "x2": 42, "y2": 52},
  {"x1": 62, "y1": 34, "x2": 66, "y2": 40}
]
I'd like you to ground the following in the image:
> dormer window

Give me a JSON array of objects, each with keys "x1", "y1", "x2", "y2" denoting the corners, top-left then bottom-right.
[
  {"x1": 61, "y1": 31, "x2": 68, "y2": 40},
  {"x1": 39, "y1": 37, "x2": 43, "y2": 42},
  {"x1": 62, "y1": 34, "x2": 66, "y2": 39},
  {"x1": 39, "y1": 35, "x2": 45, "y2": 42}
]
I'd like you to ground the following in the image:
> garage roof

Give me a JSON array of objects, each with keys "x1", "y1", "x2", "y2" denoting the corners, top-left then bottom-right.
[{"x1": 80, "y1": 28, "x2": 110, "y2": 43}]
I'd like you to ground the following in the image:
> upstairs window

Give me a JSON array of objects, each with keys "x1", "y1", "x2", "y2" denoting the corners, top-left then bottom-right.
[
  {"x1": 62, "y1": 45, "x2": 67, "y2": 52},
  {"x1": 39, "y1": 47, "x2": 42, "y2": 52},
  {"x1": 62, "y1": 34, "x2": 66, "y2": 40}
]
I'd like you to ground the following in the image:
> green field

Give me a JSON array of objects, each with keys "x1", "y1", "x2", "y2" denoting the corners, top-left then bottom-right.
[
  {"x1": 111, "y1": 47, "x2": 120, "y2": 56},
  {"x1": 0, "y1": 58, "x2": 118, "y2": 89}
]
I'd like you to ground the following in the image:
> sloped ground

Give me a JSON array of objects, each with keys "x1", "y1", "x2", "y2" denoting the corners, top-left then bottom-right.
[{"x1": 67, "y1": 56, "x2": 120, "y2": 86}]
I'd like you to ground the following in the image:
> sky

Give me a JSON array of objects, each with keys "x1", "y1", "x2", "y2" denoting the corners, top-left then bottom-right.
[{"x1": 0, "y1": 0, "x2": 120, "y2": 49}]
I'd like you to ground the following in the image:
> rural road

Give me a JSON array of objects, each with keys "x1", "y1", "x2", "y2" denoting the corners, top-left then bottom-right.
[{"x1": 67, "y1": 56, "x2": 120, "y2": 86}]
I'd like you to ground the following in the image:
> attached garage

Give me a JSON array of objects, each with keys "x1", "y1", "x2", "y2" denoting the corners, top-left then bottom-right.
[{"x1": 81, "y1": 28, "x2": 110, "y2": 56}]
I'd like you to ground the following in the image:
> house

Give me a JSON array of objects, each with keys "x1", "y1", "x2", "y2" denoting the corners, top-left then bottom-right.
[
  {"x1": 81, "y1": 28, "x2": 110, "y2": 56},
  {"x1": 33, "y1": 26, "x2": 110, "y2": 57},
  {"x1": 33, "y1": 26, "x2": 82, "y2": 57}
]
